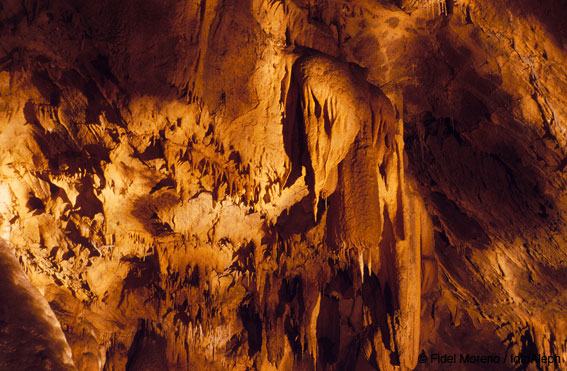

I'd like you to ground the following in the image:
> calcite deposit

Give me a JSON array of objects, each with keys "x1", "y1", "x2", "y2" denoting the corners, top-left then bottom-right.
[{"x1": 1, "y1": 0, "x2": 567, "y2": 370}]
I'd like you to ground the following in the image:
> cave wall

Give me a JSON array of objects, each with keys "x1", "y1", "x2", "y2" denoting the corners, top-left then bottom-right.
[{"x1": 1, "y1": 0, "x2": 567, "y2": 370}]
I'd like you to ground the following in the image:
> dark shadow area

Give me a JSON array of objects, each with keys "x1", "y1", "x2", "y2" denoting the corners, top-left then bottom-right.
[
  {"x1": 405, "y1": 113, "x2": 561, "y2": 246},
  {"x1": 118, "y1": 253, "x2": 163, "y2": 309},
  {"x1": 26, "y1": 193, "x2": 46, "y2": 214},
  {"x1": 428, "y1": 191, "x2": 490, "y2": 249},
  {"x1": 64, "y1": 219, "x2": 97, "y2": 257},
  {"x1": 316, "y1": 294, "x2": 340, "y2": 365},
  {"x1": 130, "y1": 193, "x2": 178, "y2": 237},
  {"x1": 281, "y1": 63, "x2": 303, "y2": 189},
  {"x1": 238, "y1": 301, "x2": 263, "y2": 357},
  {"x1": 76, "y1": 177, "x2": 104, "y2": 218},
  {"x1": 126, "y1": 320, "x2": 169, "y2": 371},
  {"x1": 281, "y1": 56, "x2": 318, "y2": 214},
  {"x1": 275, "y1": 196, "x2": 317, "y2": 240},
  {"x1": 507, "y1": 0, "x2": 567, "y2": 51}
]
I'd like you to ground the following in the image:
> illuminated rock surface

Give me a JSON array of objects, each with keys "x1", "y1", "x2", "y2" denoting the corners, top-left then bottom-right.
[{"x1": 1, "y1": 0, "x2": 567, "y2": 369}]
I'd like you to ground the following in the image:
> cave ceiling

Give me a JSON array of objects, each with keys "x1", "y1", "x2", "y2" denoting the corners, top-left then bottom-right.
[{"x1": 1, "y1": 0, "x2": 567, "y2": 370}]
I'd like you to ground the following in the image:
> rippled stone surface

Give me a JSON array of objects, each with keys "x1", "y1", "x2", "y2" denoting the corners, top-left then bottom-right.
[{"x1": 1, "y1": 0, "x2": 567, "y2": 369}]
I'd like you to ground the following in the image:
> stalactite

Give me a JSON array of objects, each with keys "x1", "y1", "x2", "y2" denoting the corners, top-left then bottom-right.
[
  {"x1": 292, "y1": 53, "x2": 366, "y2": 219},
  {"x1": 291, "y1": 54, "x2": 435, "y2": 369},
  {"x1": 5, "y1": 0, "x2": 565, "y2": 369}
]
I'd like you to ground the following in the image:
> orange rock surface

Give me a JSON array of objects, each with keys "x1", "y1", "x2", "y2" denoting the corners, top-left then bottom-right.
[{"x1": 1, "y1": 0, "x2": 567, "y2": 369}]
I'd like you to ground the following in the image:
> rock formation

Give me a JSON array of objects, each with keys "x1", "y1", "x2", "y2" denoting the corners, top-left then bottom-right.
[{"x1": 1, "y1": 0, "x2": 567, "y2": 370}]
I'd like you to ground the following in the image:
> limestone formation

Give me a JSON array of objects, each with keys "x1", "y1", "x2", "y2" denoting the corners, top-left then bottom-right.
[{"x1": 1, "y1": 0, "x2": 567, "y2": 370}]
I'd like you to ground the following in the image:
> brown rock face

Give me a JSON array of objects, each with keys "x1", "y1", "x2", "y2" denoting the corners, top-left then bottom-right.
[{"x1": 1, "y1": 0, "x2": 567, "y2": 370}]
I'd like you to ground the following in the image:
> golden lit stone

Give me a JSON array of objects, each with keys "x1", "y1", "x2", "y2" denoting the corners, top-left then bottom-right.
[{"x1": 1, "y1": 0, "x2": 567, "y2": 370}]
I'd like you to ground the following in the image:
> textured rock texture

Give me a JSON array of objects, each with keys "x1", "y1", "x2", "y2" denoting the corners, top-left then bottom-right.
[{"x1": 1, "y1": 0, "x2": 567, "y2": 370}]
